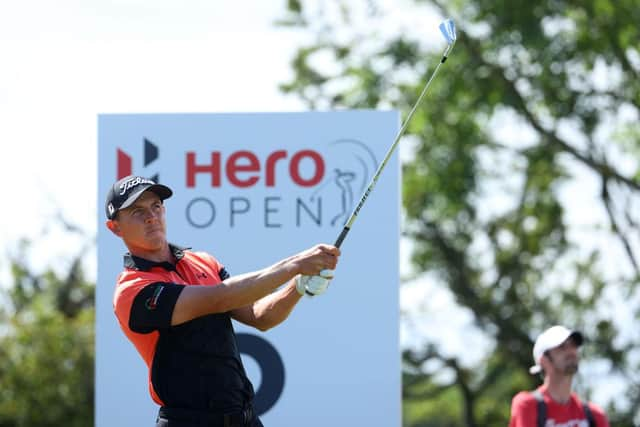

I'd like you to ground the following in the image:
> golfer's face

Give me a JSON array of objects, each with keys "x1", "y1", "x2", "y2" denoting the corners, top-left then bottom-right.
[{"x1": 116, "y1": 191, "x2": 167, "y2": 251}]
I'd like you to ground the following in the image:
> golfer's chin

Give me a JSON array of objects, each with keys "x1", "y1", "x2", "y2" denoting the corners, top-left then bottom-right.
[
  {"x1": 145, "y1": 229, "x2": 166, "y2": 242},
  {"x1": 140, "y1": 233, "x2": 167, "y2": 251}
]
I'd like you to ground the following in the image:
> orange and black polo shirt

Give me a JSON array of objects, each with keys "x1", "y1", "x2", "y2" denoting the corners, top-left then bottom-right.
[{"x1": 113, "y1": 244, "x2": 253, "y2": 410}]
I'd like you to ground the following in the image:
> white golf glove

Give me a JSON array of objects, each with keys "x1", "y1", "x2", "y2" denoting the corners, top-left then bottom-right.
[{"x1": 295, "y1": 269, "x2": 335, "y2": 297}]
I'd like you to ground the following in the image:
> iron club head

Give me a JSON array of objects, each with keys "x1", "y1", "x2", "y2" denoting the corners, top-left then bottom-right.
[{"x1": 439, "y1": 19, "x2": 457, "y2": 58}]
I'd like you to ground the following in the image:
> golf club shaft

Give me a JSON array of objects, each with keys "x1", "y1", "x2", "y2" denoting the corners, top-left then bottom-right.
[{"x1": 334, "y1": 47, "x2": 454, "y2": 248}]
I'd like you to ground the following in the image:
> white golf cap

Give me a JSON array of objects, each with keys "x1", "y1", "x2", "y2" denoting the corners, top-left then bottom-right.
[{"x1": 529, "y1": 325, "x2": 583, "y2": 374}]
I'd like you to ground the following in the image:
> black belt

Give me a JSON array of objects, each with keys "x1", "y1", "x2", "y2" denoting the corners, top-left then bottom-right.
[{"x1": 158, "y1": 406, "x2": 254, "y2": 427}]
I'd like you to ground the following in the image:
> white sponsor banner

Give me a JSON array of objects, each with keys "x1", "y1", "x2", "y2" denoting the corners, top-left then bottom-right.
[{"x1": 97, "y1": 112, "x2": 400, "y2": 427}]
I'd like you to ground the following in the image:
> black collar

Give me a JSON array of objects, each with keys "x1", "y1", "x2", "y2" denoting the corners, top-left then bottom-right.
[{"x1": 123, "y1": 243, "x2": 190, "y2": 271}]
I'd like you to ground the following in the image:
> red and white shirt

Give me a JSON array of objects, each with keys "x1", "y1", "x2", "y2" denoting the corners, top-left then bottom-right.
[{"x1": 509, "y1": 386, "x2": 609, "y2": 427}]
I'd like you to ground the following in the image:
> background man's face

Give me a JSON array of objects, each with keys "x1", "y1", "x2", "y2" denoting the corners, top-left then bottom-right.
[{"x1": 544, "y1": 337, "x2": 580, "y2": 376}]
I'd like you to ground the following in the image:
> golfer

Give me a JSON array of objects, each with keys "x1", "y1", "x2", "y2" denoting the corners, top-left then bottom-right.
[{"x1": 105, "y1": 175, "x2": 340, "y2": 427}]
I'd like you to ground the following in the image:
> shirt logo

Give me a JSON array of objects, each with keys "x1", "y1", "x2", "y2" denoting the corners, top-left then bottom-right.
[{"x1": 145, "y1": 285, "x2": 165, "y2": 310}]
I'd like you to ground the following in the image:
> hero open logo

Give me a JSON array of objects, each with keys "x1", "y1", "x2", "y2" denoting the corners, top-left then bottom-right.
[
  {"x1": 184, "y1": 138, "x2": 378, "y2": 230},
  {"x1": 116, "y1": 138, "x2": 378, "y2": 230},
  {"x1": 115, "y1": 137, "x2": 378, "y2": 415}
]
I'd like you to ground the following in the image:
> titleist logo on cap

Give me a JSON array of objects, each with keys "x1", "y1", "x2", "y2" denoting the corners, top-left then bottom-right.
[{"x1": 118, "y1": 176, "x2": 155, "y2": 195}]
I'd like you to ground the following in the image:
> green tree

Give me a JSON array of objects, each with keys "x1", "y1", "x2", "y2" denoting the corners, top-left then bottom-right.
[
  {"x1": 278, "y1": 0, "x2": 639, "y2": 425},
  {"x1": 0, "y1": 238, "x2": 94, "y2": 427}
]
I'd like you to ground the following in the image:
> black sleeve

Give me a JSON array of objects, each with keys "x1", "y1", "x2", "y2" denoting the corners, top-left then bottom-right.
[{"x1": 129, "y1": 282, "x2": 185, "y2": 333}]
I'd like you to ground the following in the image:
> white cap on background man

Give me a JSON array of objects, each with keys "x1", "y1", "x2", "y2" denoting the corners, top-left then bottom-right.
[{"x1": 529, "y1": 325, "x2": 583, "y2": 374}]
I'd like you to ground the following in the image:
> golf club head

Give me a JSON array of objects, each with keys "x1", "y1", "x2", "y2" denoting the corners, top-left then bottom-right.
[
  {"x1": 439, "y1": 19, "x2": 457, "y2": 58},
  {"x1": 439, "y1": 19, "x2": 457, "y2": 45}
]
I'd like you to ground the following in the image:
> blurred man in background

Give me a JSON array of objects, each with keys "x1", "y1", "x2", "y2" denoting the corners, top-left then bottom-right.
[{"x1": 509, "y1": 325, "x2": 609, "y2": 427}]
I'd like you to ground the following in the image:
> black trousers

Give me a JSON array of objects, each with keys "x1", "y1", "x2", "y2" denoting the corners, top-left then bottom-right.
[{"x1": 155, "y1": 406, "x2": 264, "y2": 427}]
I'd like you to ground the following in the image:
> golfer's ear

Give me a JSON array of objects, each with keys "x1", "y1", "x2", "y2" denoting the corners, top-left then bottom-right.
[{"x1": 106, "y1": 219, "x2": 122, "y2": 237}]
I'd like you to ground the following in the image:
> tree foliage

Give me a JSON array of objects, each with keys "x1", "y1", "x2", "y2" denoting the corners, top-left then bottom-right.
[
  {"x1": 278, "y1": 0, "x2": 640, "y2": 425},
  {"x1": 0, "y1": 239, "x2": 94, "y2": 427}
]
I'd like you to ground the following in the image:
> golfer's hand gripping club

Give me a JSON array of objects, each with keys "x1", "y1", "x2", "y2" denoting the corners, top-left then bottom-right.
[{"x1": 296, "y1": 269, "x2": 335, "y2": 297}]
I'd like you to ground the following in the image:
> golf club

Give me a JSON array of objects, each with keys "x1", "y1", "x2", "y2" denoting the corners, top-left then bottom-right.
[
  {"x1": 306, "y1": 19, "x2": 457, "y2": 296},
  {"x1": 333, "y1": 18, "x2": 457, "y2": 248}
]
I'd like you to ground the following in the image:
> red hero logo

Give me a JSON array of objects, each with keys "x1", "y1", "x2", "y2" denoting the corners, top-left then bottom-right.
[{"x1": 186, "y1": 149, "x2": 325, "y2": 188}]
